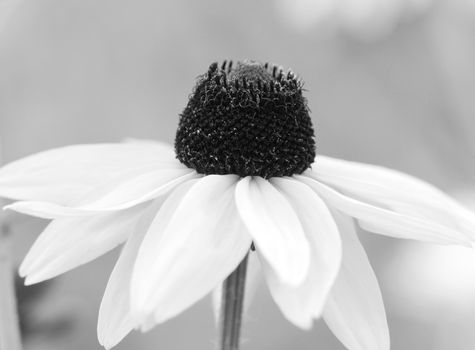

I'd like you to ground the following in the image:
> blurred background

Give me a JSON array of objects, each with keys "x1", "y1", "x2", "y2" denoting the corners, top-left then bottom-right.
[{"x1": 1, "y1": 0, "x2": 475, "y2": 349}]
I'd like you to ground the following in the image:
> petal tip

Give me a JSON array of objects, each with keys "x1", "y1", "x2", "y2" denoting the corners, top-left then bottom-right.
[
  {"x1": 23, "y1": 275, "x2": 40, "y2": 286},
  {"x1": 98, "y1": 339, "x2": 114, "y2": 350},
  {"x1": 294, "y1": 317, "x2": 313, "y2": 331},
  {"x1": 22, "y1": 267, "x2": 54, "y2": 285},
  {"x1": 18, "y1": 263, "x2": 29, "y2": 278},
  {"x1": 3, "y1": 204, "x2": 15, "y2": 212}
]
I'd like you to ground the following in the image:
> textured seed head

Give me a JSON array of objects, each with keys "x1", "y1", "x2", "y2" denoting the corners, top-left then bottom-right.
[{"x1": 175, "y1": 60, "x2": 316, "y2": 178}]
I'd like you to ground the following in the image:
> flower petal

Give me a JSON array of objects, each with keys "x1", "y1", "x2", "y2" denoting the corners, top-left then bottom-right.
[
  {"x1": 311, "y1": 156, "x2": 475, "y2": 240},
  {"x1": 0, "y1": 142, "x2": 175, "y2": 204},
  {"x1": 5, "y1": 169, "x2": 198, "y2": 219},
  {"x1": 258, "y1": 177, "x2": 341, "y2": 329},
  {"x1": 323, "y1": 211, "x2": 389, "y2": 350},
  {"x1": 19, "y1": 204, "x2": 147, "y2": 285},
  {"x1": 298, "y1": 175, "x2": 471, "y2": 246},
  {"x1": 235, "y1": 177, "x2": 311, "y2": 286},
  {"x1": 131, "y1": 175, "x2": 252, "y2": 325},
  {"x1": 98, "y1": 199, "x2": 164, "y2": 349}
]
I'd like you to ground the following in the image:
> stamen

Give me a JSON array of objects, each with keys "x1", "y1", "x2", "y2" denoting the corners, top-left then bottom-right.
[{"x1": 208, "y1": 62, "x2": 218, "y2": 80}]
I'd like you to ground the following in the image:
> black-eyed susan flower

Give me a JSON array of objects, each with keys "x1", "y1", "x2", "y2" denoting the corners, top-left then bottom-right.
[{"x1": 0, "y1": 60, "x2": 474, "y2": 350}]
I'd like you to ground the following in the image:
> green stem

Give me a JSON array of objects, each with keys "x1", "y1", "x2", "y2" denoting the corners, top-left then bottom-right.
[
  {"x1": 219, "y1": 254, "x2": 249, "y2": 350},
  {"x1": 0, "y1": 211, "x2": 22, "y2": 350}
]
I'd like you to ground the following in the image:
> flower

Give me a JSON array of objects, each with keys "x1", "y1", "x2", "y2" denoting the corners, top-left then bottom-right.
[{"x1": 1, "y1": 60, "x2": 474, "y2": 350}]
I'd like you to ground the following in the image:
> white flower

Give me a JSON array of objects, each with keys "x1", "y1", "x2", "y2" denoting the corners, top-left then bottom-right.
[
  {"x1": 1, "y1": 142, "x2": 474, "y2": 349},
  {"x1": 1, "y1": 61, "x2": 474, "y2": 350}
]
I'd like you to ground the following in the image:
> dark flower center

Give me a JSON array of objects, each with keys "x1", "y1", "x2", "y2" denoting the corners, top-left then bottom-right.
[{"x1": 175, "y1": 60, "x2": 316, "y2": 178}]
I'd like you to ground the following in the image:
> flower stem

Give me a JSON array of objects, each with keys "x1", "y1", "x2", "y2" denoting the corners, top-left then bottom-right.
[
  {"x1": 219, "y1": 253, "x2": 249, "y2": 350},
  {"x1": 0, "y1": 211, "x2": 22, "y2": 350}
]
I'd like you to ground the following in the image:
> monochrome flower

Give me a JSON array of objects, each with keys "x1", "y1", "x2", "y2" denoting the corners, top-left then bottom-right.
[{"x1": 0, "y1": 61, "x2": 473, "y2": 350}]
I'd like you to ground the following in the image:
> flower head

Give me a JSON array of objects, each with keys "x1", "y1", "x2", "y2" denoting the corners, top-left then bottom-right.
[
  {"x1": 0, "y1": 60, "x2": 474, "y2": 350},
  {"x1": 175, "y1": 60, "x2": 315, "y2": 178}
]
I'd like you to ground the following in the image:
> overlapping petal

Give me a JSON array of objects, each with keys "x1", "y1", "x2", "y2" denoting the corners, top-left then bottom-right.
[
  {"x1": 0, "y1": 142, "x2": 175, "y2": 204},
  {"x1": 5, "y1": 168, "x2": 197, "y2": 219},
  {"x1": 323, "y1": 211, "x2": 389, "y2": 350},
  {"x1": 98, "y1": 199, "x2": 164, "y2": 350},
  {"x1": 298, "y1": 175, "x2": 471, "y2": 245},
  {"x1": 310, "y1": 156, "x2": 475, "y2": 240},
  {"x1": 235, "y1": 177, "x2": 311, "y2": 286},
  {"x1": 260, "y1": 177, "x2": 341, "y2": 329},
  {"x1": 3, "y1": 137, "x2": 472, "y2": 350},
  {"x1": 131, "y1": 175, "x2": 252, "y2": 324},
  {"x1": 20, "y1": 204, "x2": 148, "y2": 285}
]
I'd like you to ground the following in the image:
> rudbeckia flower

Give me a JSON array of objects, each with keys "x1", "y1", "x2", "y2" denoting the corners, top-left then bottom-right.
[{"x1": 1, "y1": 60, "x2": 474, "y2": 350}]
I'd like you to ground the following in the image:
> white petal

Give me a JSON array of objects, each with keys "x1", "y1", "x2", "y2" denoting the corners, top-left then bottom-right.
[
  {"x1": 98, "y1": 199, "x2": 164, "y2": 349},
  {"x1": 19, "y1": 204, "x2": 147, "y2": 285},
  {"x1": 258, "y1": 177, "x2": 341, "y2": 329},
  {"x1": 0, "y1": 142, "x2": 176, "y2": 204},
  {"x1": 75, "y1": 169, "x2": 197, "y2": 210},
  {"x1": 311, "y1": 156, "x2": 475, "y2": 239},
  {"x1": 5, "y1": 170, "x2": 197, "y2": 219},
  {"x1": 131, "y1": 175, "x2": 252, "y2": 325},
  {"x1": 5, "y1": 201, "x2": 98, "y2": 219},
  {"x1": 235, "y1": 177, "x2": 311, "y2": 286},
  {"x1": 323, "y1": 211, "x2": 389, "y2": 350},
  {"x1": 212, "y1": 251, "x2": 261, "y2": 324},
  {"x1": 298, "y1": 175, "x2": 471, "y2": 246}
]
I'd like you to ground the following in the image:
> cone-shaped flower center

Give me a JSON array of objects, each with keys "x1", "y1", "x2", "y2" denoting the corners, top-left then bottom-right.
[{"x1": 175, "y1": 60, "x2": 316, "y2": 178}]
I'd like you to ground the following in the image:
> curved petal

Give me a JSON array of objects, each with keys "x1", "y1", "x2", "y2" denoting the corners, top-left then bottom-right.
[
  {"x1": 297, "y1": 175, "x2": 471, "y2": 246},
  {"x1": 98, "y1": 198, "x2": 164, "y2": 349},
  {"x1": 235, "y1": 177, "x2": 311, "y2": 286},
  {"x1": 310, "y1": 156, "x2": 475, "y2": 239},
  {"x1": 0, "y1": 142, "x2": 175, "y2": 204},
  {"x1": 258, "y1": 177, "x2": 341, "y2": 329},
  {"x1": 5, "y1": 169, "x2": 198, "y2": 219},
  {"x1": 131, "y1": 175, "x2": 252, "y2": 325},
  {"x1": 323, "y1": 211, "x2": 389, "y2": 350},
  {"x1": 20, "y1": 204, "x2": 148, "y2": 285}
]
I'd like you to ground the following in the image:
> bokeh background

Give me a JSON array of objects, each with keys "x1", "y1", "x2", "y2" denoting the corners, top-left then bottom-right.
[{"x1": 1, "y1": 0, "x2": 475, "y2": 349}]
